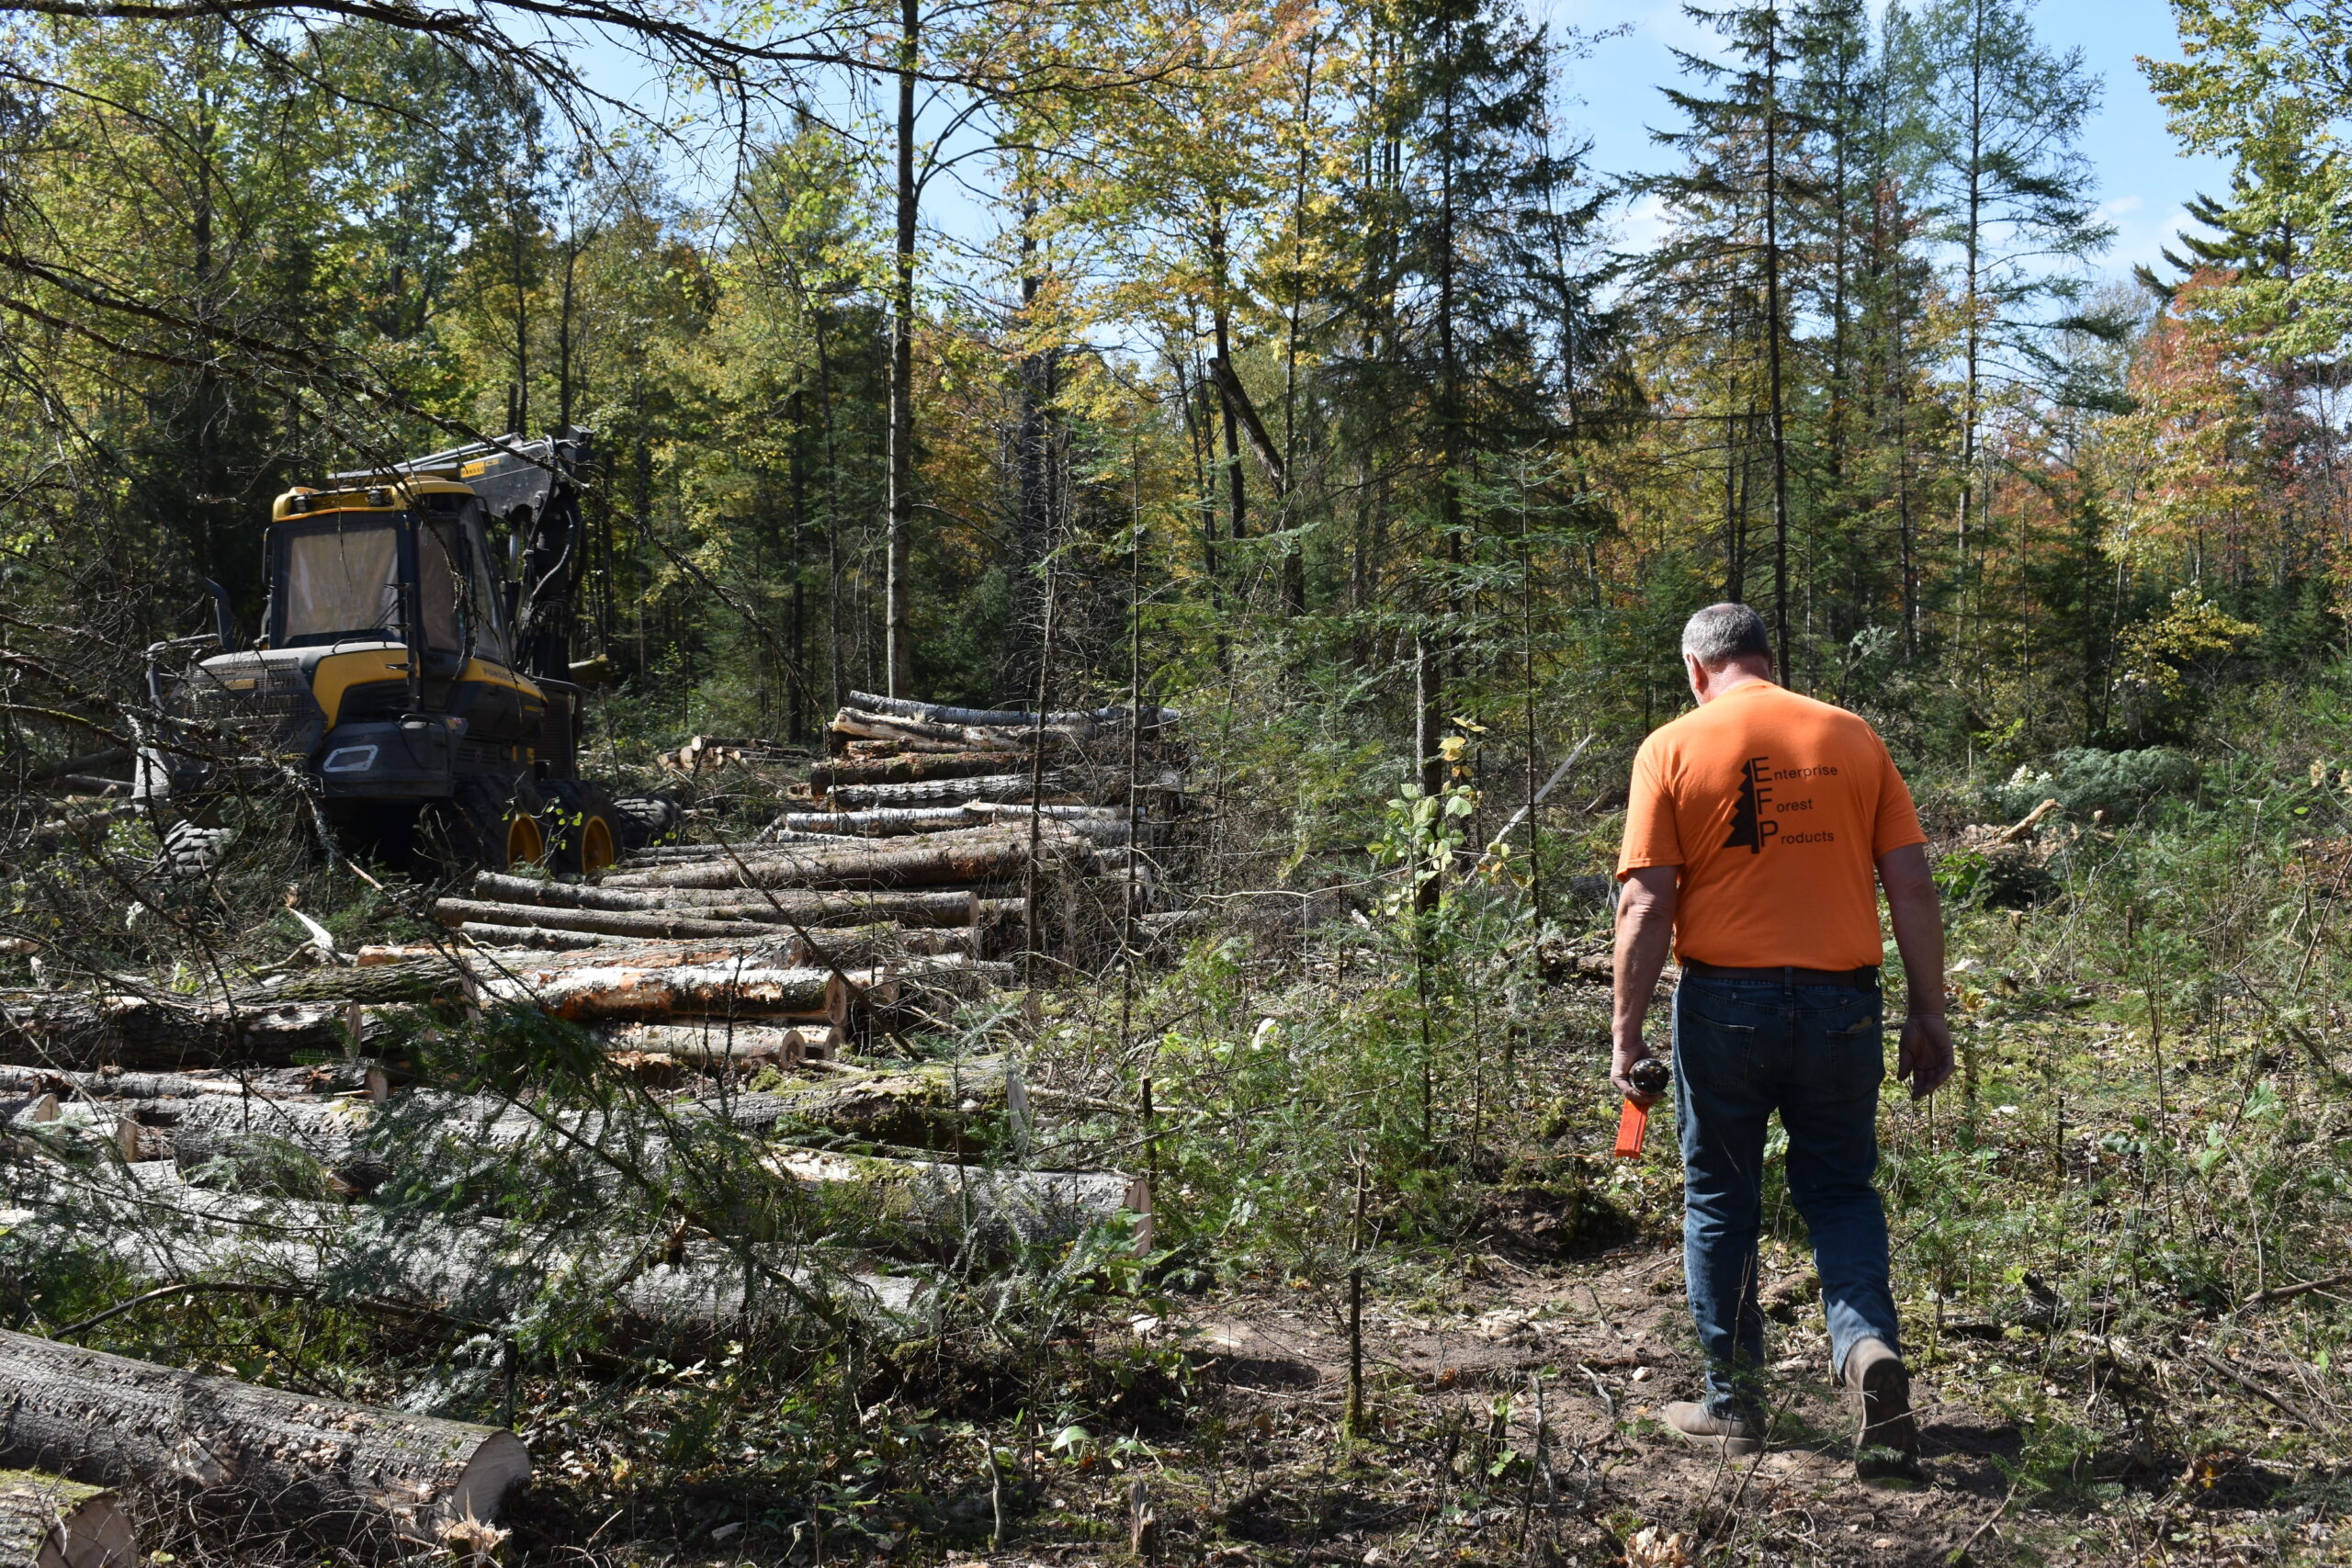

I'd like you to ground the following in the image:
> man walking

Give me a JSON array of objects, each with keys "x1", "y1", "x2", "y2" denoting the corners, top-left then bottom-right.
[{"x1": 1612, "y1": 604, "x2": 1954, "y2": 1472}]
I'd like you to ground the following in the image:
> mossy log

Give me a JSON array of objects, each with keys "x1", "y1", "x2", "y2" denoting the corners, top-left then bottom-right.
[
  {"x1": 0, "y1": 1329, "x2": 528, "y2": 1544},
  {"x1": 0, "y1": 1469, "x2": 134, "y2": 1568}
]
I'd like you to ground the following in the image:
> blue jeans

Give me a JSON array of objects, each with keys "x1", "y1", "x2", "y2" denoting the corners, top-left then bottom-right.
[{"x1": 1672, "y1": 974, "x2": 1901, "y2": 1419}]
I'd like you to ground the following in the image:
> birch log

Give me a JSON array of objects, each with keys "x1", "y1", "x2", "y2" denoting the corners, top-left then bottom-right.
[
  {"x1": 599, "y1": 831, "x2": 1076, "y2": 893},
  {"x1": 0, "y1": 1470, "x2": 135, "y2": 1568},
  {"x1": 467, "y1": 876, "x2": 977, "y2": 927},
  {"x1": 0, "y1": 1329, "x2": 528, "y2": 1543}
]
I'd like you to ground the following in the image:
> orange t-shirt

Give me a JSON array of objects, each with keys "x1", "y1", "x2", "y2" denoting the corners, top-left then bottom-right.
[{"x1": 1615, "y1": 681, "x2": 1925, "y2": 970}]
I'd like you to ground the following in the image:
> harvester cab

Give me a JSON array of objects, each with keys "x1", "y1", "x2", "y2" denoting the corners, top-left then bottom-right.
[{"x1": 140, "y1": 428, "x2": 624, "y2": 874}]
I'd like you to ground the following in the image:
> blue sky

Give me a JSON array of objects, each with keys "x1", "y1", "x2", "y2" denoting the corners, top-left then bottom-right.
[{"x1": 1545, "y1": 0, "x2": 2230, "y2": 281}]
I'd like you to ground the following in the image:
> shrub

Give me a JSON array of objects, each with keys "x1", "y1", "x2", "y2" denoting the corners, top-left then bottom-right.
[{"x1": 1984, "y1": 746, "x2": 2200, "y2": 822}]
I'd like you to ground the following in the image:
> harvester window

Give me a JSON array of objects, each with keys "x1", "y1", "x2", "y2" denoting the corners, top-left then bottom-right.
[
  {"x1": 418, "y1": 521, "x2": 461, "y2": 651},
  {"x1": 283, "y1": 523, "x2": 398, "y2": 641}
]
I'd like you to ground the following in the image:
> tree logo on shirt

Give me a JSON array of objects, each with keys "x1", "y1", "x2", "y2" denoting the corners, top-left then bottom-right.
[{"x1": 1725, "y1": 755, "x2": 1775, "y2": 853}]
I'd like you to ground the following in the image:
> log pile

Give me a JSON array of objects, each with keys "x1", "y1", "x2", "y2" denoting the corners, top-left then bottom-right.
[{"x1": 0, "y1": 692, "x2": 1182, "y2": 1560}]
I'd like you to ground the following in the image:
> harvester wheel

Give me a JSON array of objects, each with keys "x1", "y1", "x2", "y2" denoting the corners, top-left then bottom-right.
[
  {"x1": 160, "y1": 818, "x2": 233, "y2": 877},
  {"x1": 425, "y1": 775, "x2": 546, "y2": 872},
  {"x1": 611, "y1": 794, "x2": 683, "y2": 851},
  {"x1": 540, "y1": 779, "x2": 621, "y2": 874}
]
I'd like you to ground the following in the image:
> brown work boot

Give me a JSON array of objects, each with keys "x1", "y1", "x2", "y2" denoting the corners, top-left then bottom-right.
[
  {"x1": 1844, "y1": 1337, "x2": 1919, "y2": 1477},
  {"x1": 1661, "y1": 1400, "x2": 1763, "y2": 1457}
]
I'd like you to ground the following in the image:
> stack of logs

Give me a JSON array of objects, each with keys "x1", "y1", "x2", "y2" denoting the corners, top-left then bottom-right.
[
  {"x1": 422, "y1": 687, "x2": 1184, "y2": 1050},
  {"x1": 0, "y1": 692, "x2": 1181, "y2": 1560}
]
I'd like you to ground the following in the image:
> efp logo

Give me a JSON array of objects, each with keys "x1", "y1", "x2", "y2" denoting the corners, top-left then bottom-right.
[{"x1": 1724, "y1": 754, "x2": 1775, "y2": 853}]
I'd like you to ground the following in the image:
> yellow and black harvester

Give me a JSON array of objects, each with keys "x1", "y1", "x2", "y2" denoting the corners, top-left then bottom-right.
[{"x1": 139, "y1": 430, "x2": 637, "y2": 873}]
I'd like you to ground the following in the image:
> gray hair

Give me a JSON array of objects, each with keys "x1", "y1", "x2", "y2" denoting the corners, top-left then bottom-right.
[{"x1": 1681, "y1": 603, "x2": 1771, "y2": 667}]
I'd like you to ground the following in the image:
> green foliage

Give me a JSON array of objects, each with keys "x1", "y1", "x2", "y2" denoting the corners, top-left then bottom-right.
[{"x1": 1985, "y1": 746, "x2": 2201, "y2": 821}]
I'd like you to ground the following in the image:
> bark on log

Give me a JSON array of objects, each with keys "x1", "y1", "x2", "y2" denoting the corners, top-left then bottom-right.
[
  {"x1": 812, "y1": 751, "x2": 1051, "y2": 795},
  {"x1": 0, "y1": 1065, "x2": 373, "y2": 1103},
  {"x1": 0, "y1": 996, "x2": 351, "y2": 1073},
  {"x1": 831, "y1": 708, "x2": 1080, "y2": 752},
  {"x1": 6, "y1": 1171, "x2": 921, "y2": 1351},
  {"x1": 599, "y1": 831, "x2": 1079, "y2": 893},
  {"x1": 782, "y1": 807, "x2": 981, "y2": 837},
  {"x1": 605, "y1": 1022, "x2": 838, "y2": 1067},
  {"x1": 786, "y1": 924, "x2": 978, "y2": 970},
  {"x1": 437, "y1": 899, "x2": 759, "y2": 942},
  {"x1": 822, "y1": 774, "x2": 1066, "y2": 812},
  {"x1": 473, "y1": 962, "x2": 837, "y2": 1024},
  {"x1": 0, "y1": 1328, "x2": 528, "y2": 1543},
  {"x1": 469, "y1": 875, "x2": 977, "y2": 927},
  {"x1": 844, "y1": 690, "x2": 1179, "y2": 732},
  {"x1": 0, "y1": 1469, "x2": 135, "y2": 1568},
  {"x1": 767, "y1": 1148, "x2": 1148, "y2": 1252},
  {"x1": 458, "y1": 922, "x2": 625, "y2": 951}
]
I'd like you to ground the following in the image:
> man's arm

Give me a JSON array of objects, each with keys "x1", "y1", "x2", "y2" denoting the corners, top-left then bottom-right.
[
  {"x1": 1876, "y1": 842, "x2": 1954, "y2": 1100},
  {"x1": 1611, "y1": 865, "x2": 1679, "y2": 1105}
]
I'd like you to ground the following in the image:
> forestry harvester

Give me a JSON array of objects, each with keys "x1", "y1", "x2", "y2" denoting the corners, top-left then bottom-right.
[{"x1": 138, "y1": 429, "x2": 636, "y2": 872}]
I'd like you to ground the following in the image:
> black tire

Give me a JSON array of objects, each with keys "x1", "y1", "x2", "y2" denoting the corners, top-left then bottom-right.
[
  {"x1": 160, "y1": 818, "x2": 234, "y2": 877},
  {"x1": 539, "y1": 777, "x2": 623, "y2": 874},
  {"x1": 611, "y1": 794, "x2": 683, "y2": 852}
]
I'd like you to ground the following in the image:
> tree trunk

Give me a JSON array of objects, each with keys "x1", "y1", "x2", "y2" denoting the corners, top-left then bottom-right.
[
  {"x1": 0, "y1": 1469, "x2": 133, "y2": 1568},
  {"x1": 885, "y1": 0, "x2": 920, "y2": 698},
  {"x1": 0, "y1": 1329, "x2": 528, "y2": 1543}
]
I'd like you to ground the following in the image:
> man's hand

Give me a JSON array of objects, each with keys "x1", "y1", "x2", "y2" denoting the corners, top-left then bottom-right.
[
  {"x1": 1612, "y1": 1040, "x2": 1665, "y2": 1106},
  {"x1": 1611, "y1": 865, "x2": 1679, "y2": 1106},
  {"x1": 1897, "y1": 1012, "x2": 1954, "y2": 1100}
]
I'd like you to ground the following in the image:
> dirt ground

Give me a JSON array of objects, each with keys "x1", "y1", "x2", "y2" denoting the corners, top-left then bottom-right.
[{"x1": 903, "y1": 1240, "x2": 2329, "y2": 1568}]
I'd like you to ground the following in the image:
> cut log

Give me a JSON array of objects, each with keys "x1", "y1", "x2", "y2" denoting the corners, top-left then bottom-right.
[
  {"x1": 605, "y1": 1022, "x2": 838, "y2": 1067},
  {"x1": 0, "y1": 1065, "x2": 373, "y2": 1103},
  {"x1": 9, "y1": 1156, "x2": 922, "y2": 1347},
  {"x1": 475, "y1": 961, "x2": 837, "y2": 1023},
  {"x1": 146, "y1": 1093, "x2": 389, "y2": 1190},
  {"x1": 468, "y1": 875, "x2": 977, "y2": 927},
  {"x1": 437, "y1": 897, "x2": 758, "y2": 941},
  {"x1": 0, "y1": 996, "x2": 350, "y2": 1072},
  {"x1": 831, "y1": 707, "x2": 1080, "y2": 751},
  {"x1": 0, "y1": 1469, "x2": 135, "y2": 1568},
  {"x1": 457, "y1": 921, "x2": 624, "y2": 950},
  {"x1": 813, "y1": 750, "x2": 1055, "y2": 795},
  {"x1": 786, "y1": 923, "x2": 978, "y2": 970},
  {"x1": 845, "y1": 690, "x2": 1179, "y2": 732},
  {"x1": 783, "y1": 807, "x2": 982, "y2": 837},
  {"x1": 823, "y1": 773, "x2": 1065, "y2": 812},
  {"x1": 11, "y1": 1165, "x2": 922, "y2": 1340},
  {"x1": 0, "y1": 1328, "x2": 528, "y2": 1543},
  {"x1": 768, "y1": 1148, "x2": 1148, "y2": 1251},
  {"x1": 599, "y1": 830, "x2": 1080, "y2": 893}
]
